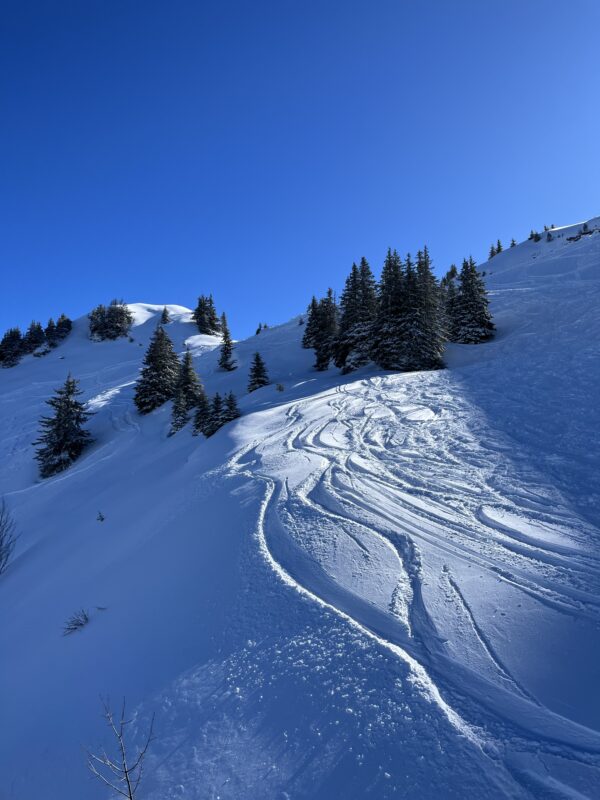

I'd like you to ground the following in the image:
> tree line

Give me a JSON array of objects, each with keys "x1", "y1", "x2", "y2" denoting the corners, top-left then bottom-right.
[
  {"x1": 0, "y1": 314, "x2": 72, "y2": 368},
  {"x1": 302, "y1": 247, "x2": 494, "y2": 373}
]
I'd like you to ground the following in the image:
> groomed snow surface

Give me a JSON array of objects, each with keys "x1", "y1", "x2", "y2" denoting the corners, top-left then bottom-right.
[{"x1": 1, "y1": 219, "x2": 600, "y2": 799}]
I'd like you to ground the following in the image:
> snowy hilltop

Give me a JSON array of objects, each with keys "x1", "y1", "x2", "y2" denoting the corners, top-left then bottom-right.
[{"x1": 1, "y1": 218, "x2": 600, "y2": 799}]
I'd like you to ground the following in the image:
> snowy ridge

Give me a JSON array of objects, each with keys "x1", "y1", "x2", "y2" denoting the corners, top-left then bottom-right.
[{"x1": 1, "y1": 220, "x2": 600, "y2": 798}]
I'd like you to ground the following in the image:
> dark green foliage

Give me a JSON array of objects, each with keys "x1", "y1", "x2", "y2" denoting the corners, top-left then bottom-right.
[
  {"x1": 489, "y1": 244, "x2": 497, "y2": 259},
  {"x1": 313, "y1": 289, "x2": 338, "y2": 371},
  {"x1": 247, "y1": 352, "x2": 270, "y2": 392},
  {"x1": 45, "y1": 318, "x2": 58, "y2": 347},
  {"x1": 218, "y1": 313, "x2": 236, "y2": 371},
  {"x1": 193, "y1": 294, "x2": 221, "y2": 335},
  {"x1": 192, "y1": 389, "x2": 211, "y2": 436},
  {"x1": 452, "y1": 257, "x2": 495, "y2": 344},
  {"x1": 372, "y1": 249, "x2": 405, "y2": 370},
  {"x1": 56, "y1": 314, "x2": 72, "y2": 340},
  {"x1": 34, "y1": 375, "x2": 94, "y2": 478},
  {"x1": 23, "y1": 321, "x2": 46, "y2": 354},
  {"x1": 223, "y1": 391, "x2": 241, "y2": 423},
  {"x1": 334, "y1": 257, "x2": 377, "y2": 373},
  {"x1": 204, "y1": 393, "x2": 224, "y2": 437},
  {"x1": 161, "y1": 306, "x2": 170, "y2": 324},
  {"x1": 256, "y1": 323, "x2": 263, "y2": 335},
  {"x1": 134, "y1": 326, "x2": 180, "y2": 414},
  {"x1": 496, "y1": 239, "x2": 503, "y2": 253},
  {"x1": 510, "y1": 238, "x2": 517, "y2": 248},
  {"x1": 301, "y1": 297, "x2": 319, "y2": 349},
  {"x1": 89, "y1": 300, "x2": 133, "y2": 340},
  {"x1": 0, "y1": 328, "x2": 24, "y2": 367},
  {"x1": 170, "y1": 349, "x2": 204, "y2": 434}
]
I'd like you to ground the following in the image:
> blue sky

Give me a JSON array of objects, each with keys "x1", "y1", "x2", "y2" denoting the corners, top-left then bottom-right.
[{"x1": 2, "y1": 0, "x2": 599, "y2": 338}]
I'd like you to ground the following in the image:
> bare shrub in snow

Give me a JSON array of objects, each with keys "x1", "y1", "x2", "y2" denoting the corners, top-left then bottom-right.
[
  {"x1": 86, "y1": 698, "x2": 155, "y2": 799},
  {"x1": 63, "y1": 608, "x2": 90, "y2": 635},
  {"x1": 0, "y1": 499, "x2": 17, "y2": 576}
]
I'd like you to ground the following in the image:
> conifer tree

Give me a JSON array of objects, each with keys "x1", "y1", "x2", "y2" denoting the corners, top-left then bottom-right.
[
  {"x1": 334, "y1": 257, "x2": 377, "y2": 372},
  {"x1": 23, "y1": 321, "x2": 46, "y2": 353},
  {"x1": 301, "y1": 297, "x2": 319, "y2": 348},
  {"x1": 313, "y1": 289, "x2": 338, "y2": 371},
  {"x1": 56, "y1": 313, "x2": 72, "y2": 340},
  {"x1": 489, "y1": 244, "x2": 497, "y2": 259},
  {"x1": 223, "y1": 391, "x2": 241, "y2": 423},
  {"x1": 170, "y1": 349, "x2": 203, "y2": 434},
  {"x1": 510, "y1": 238, "x2": 517, "y2": 248},
  {"x1": 207, "y1": 295, "x2": 220, "y2": 333},
  {"x1": 218, "y1": 313, "x2": 236, "y2": 371},
  {"x1": 247, "y1": 352, "x2": 270, "y2": 392},
  {"x1": 134, "y1": 326, "x2": 180, "y2": 414},
  {"x1": 414, "y1": 246, "x2": 444, "y2": 369},
  {"x1": 452, "y1": 257, "x2": 495, "y2": 343},
  {"x1": 372, "y1": 249, "x2": 404, "y2": 370},
  {"x1": 496, "y1": 239, "x2": 503, "y2": 253},
  {"x1": 205, "y1": 393, "x2": 224, "y2": 437},
  {"x1": 161, "y1": 307, "x2": 170, "y2": 324},
  {"x1": 45, "y1": 318, "x2": 58, "y2": 347},
  {"x1": 0, "y1": 328, "x2": 23, "y2": 367},
  {"x1": 193, "y1": 295, "x2": 221, "y2": 334},
  {"x1": 34, "y1": 375, "x2": 94, "y2": 478},
  {"x1": 192, "y1": 388, "x2": 211, "y2": 436}
]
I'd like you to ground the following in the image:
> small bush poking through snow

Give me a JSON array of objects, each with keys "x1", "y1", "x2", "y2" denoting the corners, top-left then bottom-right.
[{"x1": 63, "y1": 609, "x2": 90, "y2": 636}]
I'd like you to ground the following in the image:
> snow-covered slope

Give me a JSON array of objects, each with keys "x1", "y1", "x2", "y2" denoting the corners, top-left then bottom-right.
[{"x1": 1, "y1": 221, "x2": 599, "y2": 799}]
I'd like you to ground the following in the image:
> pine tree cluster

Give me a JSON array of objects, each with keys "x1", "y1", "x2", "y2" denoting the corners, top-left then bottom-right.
[
  {"x1": 192, "y1": 295, "x2": 221, "y2": 335},
  {"x1": 0, "y1": 314, "x2": 72, "y2": 368},
  {"x1": 89, "y1": 300, "x2": 134, "y2": 341},
  {"x1": 303, "y1": 246, "x2": 463, "y2": 373},
  {"x1": 440, "y1": 257, "x2": 495, "y2": 344},
  {"x1": 34, "y1": 375, "x2": 94, "y2": 478}
]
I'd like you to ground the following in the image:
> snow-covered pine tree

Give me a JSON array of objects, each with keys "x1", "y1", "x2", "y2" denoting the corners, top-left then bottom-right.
[
  {"x1": 34, "y1": 375, "x2": 94, "y2": 478},
  {"x1": 56, "y1": 313, "x2": 72, "y2": 340},
  {"x1": 334, "y1": 258, "x2": 377, "y2": 373},
  {"x1": 372, "y1": 249, "x2": 404, "y2": 370},
  {"x1": 134, "y1": 326, "x2": 180, "y2": 414},
  {"x1": 192, "y1": 295, "x2": 221, "y2": 334},
  {"x1": 247, "y1": 352, "x2": 270, "y2": 392},
  {"x1": 301, "y1": 296, "x2": 319, "y2": 349},
  {"x1": 313, "y1": 289, "x2": 338, "y2": 371},
  {"x1": 218, "y1": 313, "x2": 236, "y2": 371},
  {"x1": 205, "y1": 393, "x2": 224, "y2": 437},
  {"x1": 452, "y1": 256, "x2": 495, "y2": 343},
  {"x1": 170, "y1": 349, "x2": 203, "y2": 434},
  {"x1": 45, "y1": 318, "x2": 58, "y2": 347},
  {"x1": 161, "y1": 306, "x2": 170, "y2": 324},
  {"x1": 414, "y1": 246, "x2": 444, "y2": 369},
  {"x1": 0, "y1": 328, "x2": 23, "y2": 367},
  {"x1": 105, "y1": 300, "x2": 134, "y2": 339},
  {"x1": 334, "y1": 263, "x2": 360, "y2": 368},
  {"x1": 223, "y1": 391, "x2": 241, "y2": 423},
  {"x1": 192, "y1": 387, "x2": 211, "y2": 436},
  {"x1": 23, "y1": 321, "x2": 46, "y2": 353}
]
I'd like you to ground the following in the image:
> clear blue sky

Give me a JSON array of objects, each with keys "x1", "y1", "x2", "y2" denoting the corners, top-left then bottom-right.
[{"x1": 2, "y1": 1, "x2": 599, "y2": 338}]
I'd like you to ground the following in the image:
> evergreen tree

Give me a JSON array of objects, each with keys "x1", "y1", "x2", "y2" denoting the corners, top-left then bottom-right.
[
  {"x1": 218, "y1": 313, "x2": 236, "y2": 371},
  {"x1": 105, "y1": 300, "x2": 134, "y2": 339},
  {"x1": 489, "y1": 244, "x2": 497, "y2": 259},
  {"x1": 510, "y1": 238, "x2": 517, "y2": 248},
  {"x1": 0, "y1": 328, "x2": 23, "y2": 367},
  {"x1": 34, "y1": 375, "x2": 94, "y2": 478},
  {"x1": 161, "y1": 306, "x2": 170, "y2": 324},
  {"x1": 205, "y1": 393, "x2": 224, "y2": 437},
  {"x1": 301, "y1": 296, "x2": 319, "y2": 348},
  {"x1": 313, "y1": 289, "x2": 338, "y2": 371},
  {"x1": 334, "y1": 257, "x2": 377, "y2": 372},
  {"x1": 23, "y1": 321, "x2": 46, "y2": 353},
  {"x1": 56, "y1": 313, "x2": 72, "y2": 340},
  {"x1": 134, "y1": 326, "x2": 180, "y2": 414},
  {"x1": 414, "y1": 246, "x2": 444, "y2": 369},
  {"x1": 256, "y1": 322, "x2": 263, "y2": 335},
  {"x1": 372, "y1": 249, "x2": 404, "y2": 370},
  {"x1": 223, "y1": 391, "x2": 241, "y2": 423},
  {"x1": 170, "y1": 349, "x2": 203, "y2": 433},
  {"x1": 45, "y1": 318, "x2": 58, "y2": 347},
  {"x1": 452, "y1": 257, "x2": 495, "y2": 343},
  {"x1": 247, "y1": 352, "x2": 270, "y2": 392},
  {"x1": 496, "y1": 239, "x2": 503, "y2": 253},
  {"x1": 193, "y1": 295, "x2": 221, "y2": 334},
  {"x1": 192, "y1": 387, "x2": 211, "y2": 436}
]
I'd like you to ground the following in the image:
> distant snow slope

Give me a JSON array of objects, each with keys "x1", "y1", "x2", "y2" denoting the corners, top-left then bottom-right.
[{"x1": 1, "y1": 221, "x2": 599, "y2": 799}]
